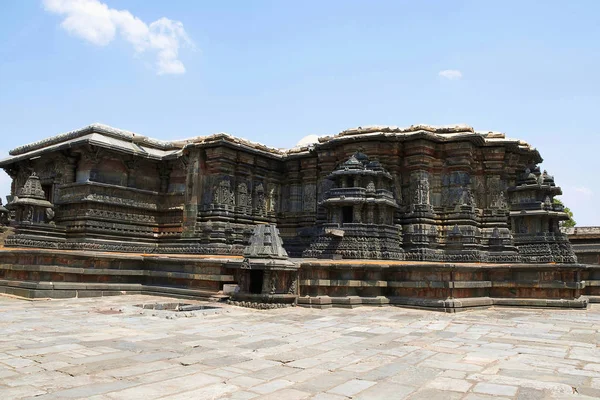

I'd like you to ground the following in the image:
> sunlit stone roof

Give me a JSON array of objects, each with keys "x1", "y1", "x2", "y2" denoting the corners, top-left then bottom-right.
[{"x1": 0, "y1": 122, "x2": 539, "y2": 167}]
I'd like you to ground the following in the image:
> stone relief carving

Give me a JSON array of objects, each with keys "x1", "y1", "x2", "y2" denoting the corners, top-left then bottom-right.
[
  {"x1": 254, "y1": 183, "x2": 266, "y2": 215},
  {"x1": 302, "y1": 184, "x2": 316, "y2": 212},
  {"x1": 487, "y1": 178, "x2": 507, "y2": 210},
  {"x1": 158, "y1": 164, "x2": 172, "y2": 193},
  {"x1": 213, "y1": 180, "x2": 235, "y2": 206},
  {"x1": 288, "y1": 275, "x2": 298, "y2": 295},
  {"x1": 2, "y1": 127, "x2": 577, "y2": 266},
  {"x1": 237, "y1": 182, "x2": 252, "y2": 208},
  {"x1": 267, "y1": 184, "x2": 278, "y2": 213},
  {"x1": 491, "y1": 191, "x2": 508, "y2": 210},
  {"x1": 460, "y1": 187, "x2": 476, "y2": 207},
  {"x1": 366, "y1": 180, "x2": 376, "y2": 192},
  {"x1": 472, "y1": 176, "x2": 485, "y2": 208},
  {"x1": 269, "y1": 271, "x2": 277, "y2": 294},
  {"x1": 45, "y1": 208, "x2": 55, "y2": 224},
  {"x1": 412, "y1": 175, "x2": 430, "y2": 205}
]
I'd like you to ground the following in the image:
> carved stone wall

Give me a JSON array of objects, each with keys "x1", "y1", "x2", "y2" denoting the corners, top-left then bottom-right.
[{"x1": 0, "y1": 127, "x2": 577, "y2": 263}]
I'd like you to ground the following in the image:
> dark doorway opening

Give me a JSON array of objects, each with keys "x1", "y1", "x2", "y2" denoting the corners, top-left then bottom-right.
[
  {"x1": 249, "y1": 270, "x2": 264, "y2": 294},
  {"x1": 342, "y1": 206, "x2": 353, "y2": 224},
  {"x1": 347, "y1": 177, "x2": 355, "y2": 187},
  {"x1": 41, "y1": 184, "x2": 53, "y2": 202}
]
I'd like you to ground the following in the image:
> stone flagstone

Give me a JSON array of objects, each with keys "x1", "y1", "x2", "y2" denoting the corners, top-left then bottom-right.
[{"x1": 0, "y1": 294, "x2": 600, "y2": 399}]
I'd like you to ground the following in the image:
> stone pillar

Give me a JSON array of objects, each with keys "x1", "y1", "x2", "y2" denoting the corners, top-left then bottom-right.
[
  {"x1": 181, "y1": 152, "x2": 200, "y2": 237},
  {"x1": 353, "y1": 204, "x2": 362, "y2": 223},
  {"x1": 159, "y1": 164, "x2": 172, "y2": 193},
  {"x1": 367, "y1": 204, "x2": 375, "y2": 224},
  {"x1": 126, "y1": 159, "x2": 138, "y2": 188}
]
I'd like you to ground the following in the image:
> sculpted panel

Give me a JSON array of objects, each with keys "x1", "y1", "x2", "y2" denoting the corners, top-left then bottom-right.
[{"x1": 213, "y1": 179, "x2": 235, "y2": 206}]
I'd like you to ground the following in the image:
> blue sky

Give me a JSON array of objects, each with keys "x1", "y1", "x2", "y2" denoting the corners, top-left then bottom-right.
[{"x1": 1, "y1": 0, "x2": 599, "y2": 224}]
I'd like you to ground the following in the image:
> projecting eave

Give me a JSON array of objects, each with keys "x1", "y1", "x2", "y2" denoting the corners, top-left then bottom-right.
[
  {"x1": 0, "y1": 132, "x2": 182, "y2": 168},
  {"x1": 3, "y1": 123, "x2": 288, "y2": 165},
  {"x1": 1, "y1": 122, "x2": 544, "y2": 165},
  {"x1": 8, "y1": 123, "x2": 187, "y2": 156},
  {"x1": 286, "y1": 125, "x2": 543, "y2": 162},
  {"x1": 181, "y1": 133, "x2": 286, "y2": 160}
]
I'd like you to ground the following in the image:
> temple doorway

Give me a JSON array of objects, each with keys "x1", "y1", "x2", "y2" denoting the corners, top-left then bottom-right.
[
  {"x1": 249, "y1": 270, "x2": 264, "y2": 294},
  {"x1": 342, "y1": 206, "x2": 353, "y2": 224}
]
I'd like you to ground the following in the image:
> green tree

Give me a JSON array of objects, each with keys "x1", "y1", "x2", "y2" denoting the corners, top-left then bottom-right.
[{"x1": 553, "y1": 198, "x2": 576, "y2": 228}]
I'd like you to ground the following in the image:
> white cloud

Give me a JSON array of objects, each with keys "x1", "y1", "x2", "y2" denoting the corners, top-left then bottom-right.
[
  {"x1": 43, "y1": 0, "x2": 193, "y2": 75},
  {"x1": 438, "y1": 69, "x2": 463, "y2": 80},
  {"x1": 574, "y1": 186, "x2": 593, "y2": 197},
  {"x1": 296, "y1": 134, "x2": 320, "y2": 147}
]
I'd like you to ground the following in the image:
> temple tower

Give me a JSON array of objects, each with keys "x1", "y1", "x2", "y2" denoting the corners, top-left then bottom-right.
[
  {"x1": 509, "y1": 167, "x2": 577, "y2": 263},
  {"x1": 6, "y1": 173, "x2": 65, "y2": 248},
  {"x1": 303, "y1": 152, "x2": 403, "y2": 259}
]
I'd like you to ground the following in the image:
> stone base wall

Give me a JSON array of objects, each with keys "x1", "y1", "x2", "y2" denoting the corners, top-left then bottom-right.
[
  {"x1": 1, "y1": 249, "x2": 598, "y2": 312},
  {"x1": 0, "y1": 249, "x2": 235, "y2": 300},
  {"x1": 298, "y1": 261, "x2": 599, "y2": 312}
]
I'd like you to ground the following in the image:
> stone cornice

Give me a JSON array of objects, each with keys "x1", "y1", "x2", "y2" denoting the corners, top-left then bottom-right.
[{"x1": 2, "y1": 122, "x2": 542, "y2": 166}]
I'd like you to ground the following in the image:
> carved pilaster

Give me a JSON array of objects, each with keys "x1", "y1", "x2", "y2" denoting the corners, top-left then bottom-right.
[
  {"x1": 125, "y1": 158, "x2": 139, "y2": 187},
  {"x1": 80, "y1": 147, "x2": 104, "y2": 182},
  {"x1": 159, "y1": 164, "x2": 172, "y2": 193},
  {"x1": 254, "y1": 183, "x2": 266, "y2": 216}
]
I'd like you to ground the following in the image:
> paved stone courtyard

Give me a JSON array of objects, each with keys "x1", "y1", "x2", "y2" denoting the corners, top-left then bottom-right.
[{"x1": 1, "y1": 295, "x2": 600, "y2": 399}]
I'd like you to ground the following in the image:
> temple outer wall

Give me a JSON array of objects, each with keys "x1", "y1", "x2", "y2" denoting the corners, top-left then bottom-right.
[
  {"x1": 0, "y1": 124, "x2": 574, "y2": 264},
  {"x1": 565, "y1": 227, "x2": 600, "y2": 265}
]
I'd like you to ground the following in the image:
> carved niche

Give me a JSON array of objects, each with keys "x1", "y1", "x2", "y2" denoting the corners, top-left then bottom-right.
[
  {"x1": 236, "y1": 182, "x2": 252, "y2": 210},
  {"x1": 267, "y1": 183, "x2": 279, "y2": 213},
  {"x1": 254, "y1": 183, "x2": 266, "y2": 215},
  {"x1": 412, "y1": 174, "x2": 430, "y2": 205},
  {"x1": 302, "y1": 184, "x2": 316, "y2": 212},
  {"x1": 213, "y1": 180, "x2": 235, "y2": 206}
]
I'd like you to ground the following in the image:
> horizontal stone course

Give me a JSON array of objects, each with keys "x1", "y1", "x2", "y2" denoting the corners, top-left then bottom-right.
[{"x1": 1, "y1": 248, "x2": 599, "y2": 310}]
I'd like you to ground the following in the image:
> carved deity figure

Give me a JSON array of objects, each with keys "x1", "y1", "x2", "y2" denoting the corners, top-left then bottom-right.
[
  {"x1": 302, "y1": 185, "x2": 316, "y2": 212},
  {"x1": 213, "y1": 180, "x2": 235, "y2": 206},
  {"x1": 267, "y1": 185, "x2": 278, "y2": 213},
  {"x1": 269, "y1": 272, "x2": 277, "y2": 294},
  {"x1": 25, "y1": 206, "x2": 33, "y2": 222},
  {"x1": 461, "y1": 188, "x2": 475, "y2": 207},
  {"x1": 45, "y1": 208, "x2": 55, "y2": 223},
  {"x1": 255, "y1": 183, "x2": 266, "y2": 215},
  {"x1": 366, "y1": 180, "x2": 376, "y2": 192},
  {"x1": 413, "y1": 176, "x2": 430, "y2": 205},
  {"x1": 288, "y1": 275, "x2": 298, "y2": 295},
  {"x1": 0, "y1": 199, "x2": 8, "y2": 225},
  {"x1": 237, "y1": 183, "x2": 251, "y2": 209}
]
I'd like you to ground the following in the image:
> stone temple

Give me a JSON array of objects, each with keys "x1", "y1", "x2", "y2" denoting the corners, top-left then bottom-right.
[{"x1": 0, "y1": 123, "x2": 596, "y2": 311}]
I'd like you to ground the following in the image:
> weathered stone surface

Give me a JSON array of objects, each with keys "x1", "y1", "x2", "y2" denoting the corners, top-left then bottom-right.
[
  {"x1": 1, "y1": 295, "x2": 599, "y2": 399},
  {"x1": 0, "y1": 123, "x2": 586, "y2": 308},
  {"x1": 0, "y1": 123, "x2": 576, "y2": 261}
]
